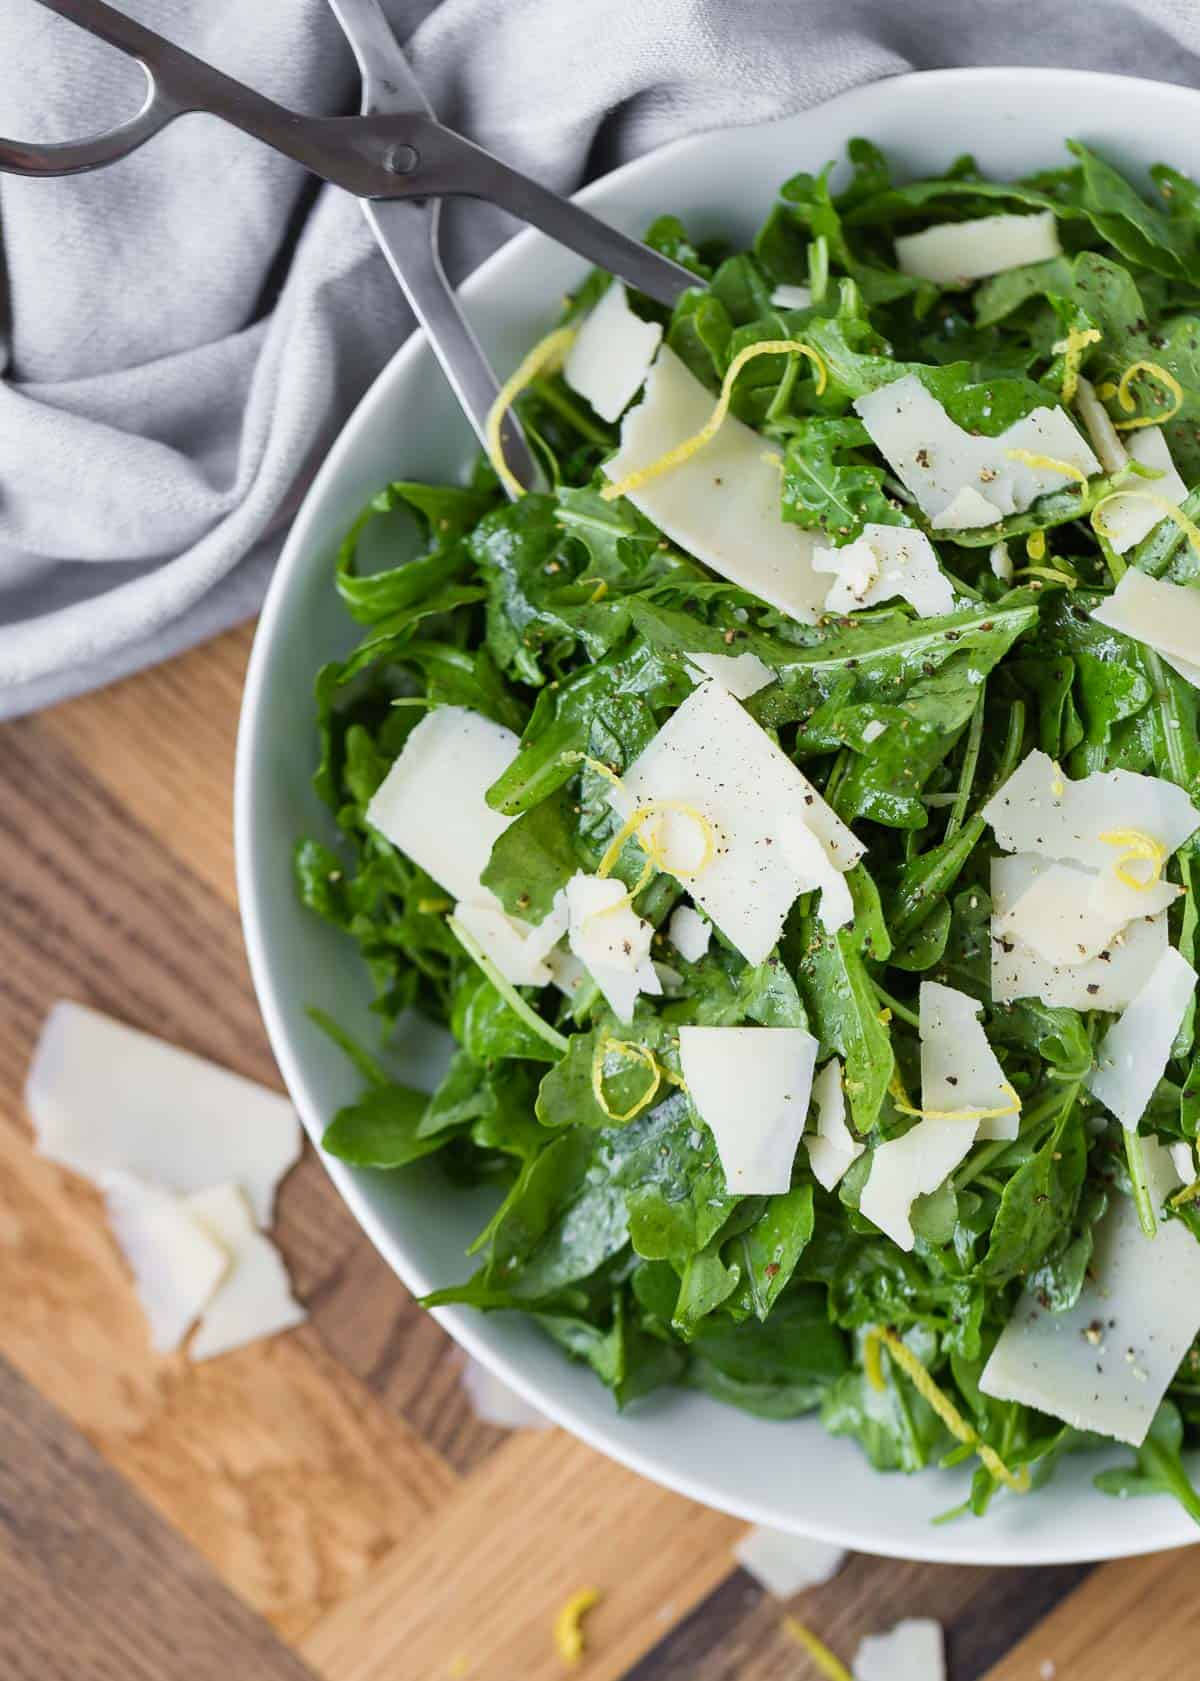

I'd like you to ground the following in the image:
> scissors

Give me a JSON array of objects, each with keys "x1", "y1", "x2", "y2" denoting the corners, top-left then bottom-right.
[{"x1": 0, "y1": 0, "x2": 698, "y2": 493}]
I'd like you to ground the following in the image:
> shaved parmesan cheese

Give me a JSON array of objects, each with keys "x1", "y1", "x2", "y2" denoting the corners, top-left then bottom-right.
[
  {"x1": 734, "y1": 1525, "x2": 845, "y2": 1597},
  {"x1": 930, "y1": 485, "x2": 1005, "y2": 530},
  {"x1": 854, "y1": 374, "x2": 1099, "y2": 528},
  {"x1": 778, "y1": 815, "x2": 854, "y2": 932},
  {"x1": 895, "y1": 209, "x2": 1060, "y2": 285},
  {"x1": 185, "y1": 1184, "x2": 306, "y2": 1361},
  {"x1": 854, "y1": 1618, "x2": 946, "y2": 1681},
  {"x1": 685, "y1": 648, "x2": 774, "y2": 698},
  {"x1": 859, "y1": 1115, "x2": 978, "y2": 1252},
  {"x1": 26, "y1": 1001, "x2": 300, "y2": 1227},
  {"x1": 989, "y1": 540, "x2": 1014, "y2": 583},
  {"x1": 814, "y1": 524, "x2": 954, "y2": 617},
  {"x1": 862, "y1": 719, "x2": 887, "y2": 744},
  {"x1": 920, "y1": 980, "x2": 1018, "y2": 1141},
  {"x1": 805, "y1": 1058, "x2": 864, "y2": 1190},
  {"x1": 366, "y1": 706, "x2": 517, "y2": 905},
  {"x1": 668, "y1": 904, "x2": 711, "y2": 963},
  {"x1": 452, "y1": 899, "x2": 559, "y2": 987},
  {"x1": 103, "y1": 1173, "x2": 229, "y2": 1354},
  {"x1": 603, "y1": 349, "x2": 827, "y2": 623},
  {"x1": 1088, "y1": 947, "x2": 1197, "y2": 1129},
  {"x1": 771, "y1": 283, "x2": 813, "y2": 309},
  {"x1": 564, "y1": 872, "x2": 661, "y2": 1022},
  {"x1": 994, "y1": 858, "x2": 1179, "y2": 968},
  {"x1": 991, "y1": 854, "x2": 1168, "y2": 1011},
  {"x1": 1092, "y1": 568, "x2": 1200, "y2": 693},
  {"x1": 614, "y1": 681, "x2": 864, "y2": 963},
  {"x1": 983, "y1": 749, "x2": 1200, "y2": 871},
  {"x1": 546, "y1": 945, "x2": 589, "y2": 1000},
  {"x1": 461, "y1": 1357, "x2": 552, "y2": 1430},
  {"x1": 563, "y1": 281, "x2": 662, "y2": 423},
  {"x1": 980, "y1": 1139, "x2": 1200, "y2": 1444},
  {"x1": 1093, "y1": 427, "x2": 1187, "y2": 552},
  {"x1": 679, "y1": 1025, "x2": 818, "y2": 1194},
  {"x1": 1075, "y1": 375, "x2": 1129, "y2": 476}
]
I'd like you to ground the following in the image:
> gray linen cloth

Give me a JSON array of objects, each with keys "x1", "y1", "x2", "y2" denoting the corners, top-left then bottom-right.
[{"x1": 2, "y1": 0, "x2": 1200, "y2": 716}]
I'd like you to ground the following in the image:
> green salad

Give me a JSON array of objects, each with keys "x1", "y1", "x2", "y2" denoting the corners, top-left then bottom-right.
[{"x1": 297, "y1": 137, "x2": 1200, "y2": 1524}]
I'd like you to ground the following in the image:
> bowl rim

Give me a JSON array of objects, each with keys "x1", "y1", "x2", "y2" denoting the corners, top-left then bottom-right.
[{"x1": 236, "y1": 64, "x2": 1200, "y2": 1564}]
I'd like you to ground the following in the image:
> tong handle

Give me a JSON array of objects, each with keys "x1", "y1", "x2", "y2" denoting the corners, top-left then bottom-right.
[{"x1": 0, "y1": 0, "x2": 377, "y2": 186}]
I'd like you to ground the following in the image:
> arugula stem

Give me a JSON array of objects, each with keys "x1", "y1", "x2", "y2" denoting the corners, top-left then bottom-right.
[
  {"x1": 871, "y1": 980, "x2": 920, "y2": 1028},
  {"x1": 530, "y1": 377, "x2": 613, "y2": 448},
  {"x1": 822, "y1": 747, "x2": 852, "y2": 812},
  {"x1": 448, "y1": 915, "x2": 569, "y2": 1055},
  {"x1": 953, "y1": 1084, "x2": 1072, "y2": 1191},
  {"x1": 766, "y1": 352, "x2": 802, "y2": 424},
  {"x1": 1144, "y1": 645, "x2": 1190, "y2": 788},
  {"x1": 944, "y1": 688, "x2": 986, "y2": 842},
  {"x1": 1124, "y1": 1127, "x2": 1159, "y2": 1239}
]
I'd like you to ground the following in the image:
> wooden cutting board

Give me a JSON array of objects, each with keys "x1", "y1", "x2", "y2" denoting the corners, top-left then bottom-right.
[{"x1": 0, "y1": 623, "x2": 1195, "y2": 1681}]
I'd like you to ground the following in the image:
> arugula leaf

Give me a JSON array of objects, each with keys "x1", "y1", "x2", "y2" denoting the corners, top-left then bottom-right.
[
  {"x1": 794, "y1": 911, "x2": 893, "y2": 1135},
  {"x1": 1094, "y1": 1401, "x2": 1200, "y2": 1528},
  {"x1": 780, "y1": 416, "x2": 911, "y2": 545}
]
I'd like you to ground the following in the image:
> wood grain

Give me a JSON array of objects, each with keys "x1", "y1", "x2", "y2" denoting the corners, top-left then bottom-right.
[
  {"x1": 0, "y1": 706, "x2": 460, "y2": 1637},
  {"x1": 0, "y1": 1352, "x2": 319, "y2": 1681},
  {"x1": 3, "y1": 621, "x2": 1197, "y2": 1681},
  {"x1": 625, "y1": 1553, "x2": 1091, "y2": 1681},
  {"x1": 980, "y1": 1550, "x2": 1200, "y2": 1681},
  {"x1": 301, "y1": 1430, "x2": 743, "y2": 1681},
  {"x1": 36, "y1": 621, "x2": 256, "y2": 906},
  {"x1": 22, "y1": 633, "x2": 510, "y2": 1472}
]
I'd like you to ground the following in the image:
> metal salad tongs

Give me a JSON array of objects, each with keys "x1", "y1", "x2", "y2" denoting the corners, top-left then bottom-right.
[{"x1": 0, "y1": 0, "x2": 697, "y2": 493}]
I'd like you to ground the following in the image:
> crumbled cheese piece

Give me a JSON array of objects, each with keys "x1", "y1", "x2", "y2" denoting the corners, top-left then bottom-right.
[
  {"x1": 993, "y1": 857, "x2": 1179, "y2": 967},
  {"x1": 679, "y1": 1025, "x2": 818, "y2": 1194},
  {"x1": 668, "y1": 904, "x2": 712, "y2": 963},
  {"x1": 894, "y1": 209, "x2": 1060, "y2": 285},
  {"x1": 1170, "y1": 1140, "x2": 1197, "y2": 1185},
  {"x1": 983, "y1": 749, "x2": 1200, "y2": 871},
  {"x1": 813, "y1": 524, "x2": 954, "y2": 616},
  {"x1": 989, "y1": 540, "x2": 1014, "y2": 583},
  {"x1": 778, "y1": 814, "x2": 854, "y2": 932},
  {"x1": 981, "y1": 1139, "x2": 1200, "y2": 1444},
  {"x1": 26, "y1": 1001, "x2": 300, "y2": 1227},
  {"x1": 452, "y1": 896, "x2": 567, "y2": 987},
  {"x1": 990, "y1": 853, "x2": 1168, "y2": 1011},
  {"x1": 1075, "y1": 375, "x2": 1129, "y2": 476},
  {"x1": 930, "y1": 485, "x2": 1005, "y2": 530},
  {"x1": 185, "y1": 1184, "x2": 306, "y2": 1361},
  {"x1": 613, "y1": 680, "x2": 864, "y2": 964},
  {"x1": 564, "y1": 280, "x2": 662, "y2": 423},
  {"x1": 1093, "y1": 427, "x2": 1187, "y2": 552},
  {"x1": 685, "y1": 648, "x2": 774, "y2": 698},
  {"x1": 861, "y1": 719, "x2": 888, "y2": 744},
  {"x1": 860, "y1": 1115, "x2": 978, "y2": 1252},
  {"x1": 102, "y1": 1172, "x2": 229, "y2": 1354},
  {"x1": 734, "y1": 1525, "x2": 845, "y2": 1597},
  {"x1": 1088, "y1": 947, "x2": 1198, "y2": 1129},
  {"x1": 1092, "y1": 568, "x2": 1200, "y2": 693},
  {"x1": 604, "y1": 348, "x2": 827, "y2": 623},
  {"x1": 564, "y1": 872, "x2": 661, "y2": 1023},
  {"x1": 366, "y1": 705, "x2": 517, "y2": 905},
  {"x1": 853, "y1": 1617, "x2": 947, "y2": 1681},
  {"x1": 805, "y1": 1058, "x2": 864, "y2": 1191},
  {"x1": 771, "y1": 283, "x2": 813, "y2": 309},
  {"x1": 920, "y1": 980, "x2": 1019, "y2": 1141},
  {"x1": 854, "y1": 374, "x2": 1099, "y2": 527},
  {"x1": 461, "y1": 1357, "x2": 552, "y2": 1430}
]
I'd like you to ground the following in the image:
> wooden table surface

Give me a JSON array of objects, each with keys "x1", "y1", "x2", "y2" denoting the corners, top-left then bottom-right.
[{"x1": 1, "y1": 623, "x2": 1197, "y2": 1681}]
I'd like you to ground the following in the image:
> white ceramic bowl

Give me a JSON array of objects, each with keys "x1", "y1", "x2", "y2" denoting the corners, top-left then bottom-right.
[{"x1": 237, "y1": 67, "x2": 1200, "y2": 1563}]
